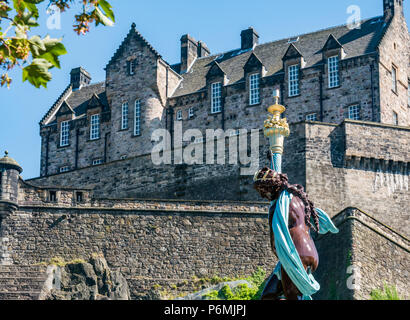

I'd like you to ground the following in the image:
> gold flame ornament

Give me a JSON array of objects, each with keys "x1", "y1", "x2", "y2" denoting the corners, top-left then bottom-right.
[{"x1": 264, "y1": 89, "x2": 290, "y2": 154}]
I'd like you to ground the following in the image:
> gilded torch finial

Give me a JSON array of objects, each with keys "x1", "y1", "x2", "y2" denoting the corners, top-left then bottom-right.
[{"x1": 264, "y1": 90, "x2": 290, "y2": 155}]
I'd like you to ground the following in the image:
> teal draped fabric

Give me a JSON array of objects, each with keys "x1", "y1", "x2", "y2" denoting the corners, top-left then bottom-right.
[{"x1": 271, "y1": 190, "x2": 339, "y2": 300}]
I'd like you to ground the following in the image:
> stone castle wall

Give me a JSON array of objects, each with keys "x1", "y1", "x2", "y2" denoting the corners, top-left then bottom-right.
[{"x1": 29, "y1": 120, "x2": 410, "y2": 235}]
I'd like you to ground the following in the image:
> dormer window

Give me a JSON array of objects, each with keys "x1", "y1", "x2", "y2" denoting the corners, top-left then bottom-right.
[
  {"x1": 60, "y1": 121, "x2": 70, "y2": 147},
  {"x1": 288, "y1": 65, "x2": 300, "y2": 97},
  {"x1": 249, "y1": 73, "x2": 260, "y2": 105},
  {"x1": 121, "y1": 102, "x2": 129, "y2": 130},
  {"x1": 211, "y1": 82, "x2": 222, "y2": 114},
  {"x1": 90, "y1": 114, "x2": 100, "y2": 140},
  {"x1": 328, "y1": 56, "x2": 340, "y2": 88}
]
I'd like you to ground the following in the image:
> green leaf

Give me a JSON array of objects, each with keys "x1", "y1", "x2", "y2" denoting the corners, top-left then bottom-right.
[
  {"x1": 98, "y1": 0, "x2": 115, "y2": 22},
  {"x1": 28, "y1": 35, "x2": 66, "y2": 68},
  {"x1": 22, "y1": 58, "x2": 53, "y2": 88}
]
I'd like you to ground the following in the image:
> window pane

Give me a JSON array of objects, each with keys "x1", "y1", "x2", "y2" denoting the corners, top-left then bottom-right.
[
  {"x1": 328, "y1": 56, "x2": 340, "y2": 88},
  {"x1": 348, "y1": 105, "x2": 360, "y2": 120},
  {"x1": 211, "y1": 82, "x2": 222, "y2": 113},
  {"x1": 288, "y1": 65, "x2": 300, "y2": 97},
  {"x1": 60, "y1": 121, "x2": 70, "y2": 146},
  {"x1": 249, "y1": 73, "x2": 260, "y2": 105},
  {"x1": 392, "y1": 67, "x2": 397, "y2": 92},
  {"x1": 306, "y1": 113, "x2": 317, "y2": 121},
  {"x1": 134, "y1": 100, "x2": 141, "y2": 135},
  {"x1": 122, "y1": 103, "x2": 129, "y2": 129},
  {"x1": 90, "y1": 114, "x2": 100, "y2": 140}
]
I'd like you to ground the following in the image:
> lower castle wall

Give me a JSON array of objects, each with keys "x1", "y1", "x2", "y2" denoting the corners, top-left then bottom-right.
[{"x1": 1, "y1": 206, "x2": 276, "y2": 299}]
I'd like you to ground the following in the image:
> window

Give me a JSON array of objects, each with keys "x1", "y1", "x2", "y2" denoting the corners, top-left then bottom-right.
[
  {"x1": 229, "y1": 129, "x2": 240, "y2": 137},
  {"x1": 328, "y1": 56, "x2": 340, "y2": 88},
  {"x1": 129, "y1": 59, "x2": 136, "y2": 75},
  {"x1": 393, "y1": 111, "x2": 398, "y2": 125},
  {"x1": 121, "y1": 102, "x2": 129, "y2": 129},
  {"x1": 348, "y1": 105, "x2": 361, "y2": 120},
  {"x1": 249, "y1": 73, "x2": 260, "y2": 105},
  {"x1": 288, "y1": 65, "x2": 300, "y2": 97},
  {"x1": 211, "y1": 82, "x2": 222, "y2": 113},
  {"x1": 392, "y1": 66, "x2": 397, "y2": 93},
  {"x1": 49, "y1": 191, "x2": 57, "y2": 202},
  {"x1": 60, "y1": 121, "x2": 70, "y2": 147},
  {"x1": 59, "y1": 166, "x2": 70, "y2": 173},
  {"x1": 76, "y1": 192, "x2": 83, "y2": 202},
  {"x1": 177, "y1": 109, "x2": 182, "y2": 120},
  {"x1": 92, "y1": 159, "x2": 103, "y2": 166},
  {"x1": 306, "y1": 113, "x2": 317, "y2": 121},
  {"x1": 134, "y1": 100, "x2": 141, "y2": 135},
  {"x1": 408, "y1": 82, "x2": 410, "y2": 106},
  {"x1": 189, "y1": 107, "x2": 194, "y2": 118},
  {"x1": 90, "y1": 114, "x2": 100, "y2": 140}
]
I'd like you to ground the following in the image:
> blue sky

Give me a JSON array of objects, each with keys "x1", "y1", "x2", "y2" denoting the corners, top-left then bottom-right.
[{"x1": 0, "y1": 0, "x2": 408, "y2": 179}]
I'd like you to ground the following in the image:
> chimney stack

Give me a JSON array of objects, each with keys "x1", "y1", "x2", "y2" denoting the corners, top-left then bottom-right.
[
  {"x1": 197, "y1": 41, "x2": 210, "y2": 58},
  {"x1": 70, "y1": 67, "x2": 91, "y2": 90},
  {"x1": 180, "y1": 34, "x2": 198, "y2": 73},
  {"x1": 241, "y1": 27, "x2": 259, "y2": 50},
  {"x1": 383, "y1": 0, "x2": 404, "y2": 21}
]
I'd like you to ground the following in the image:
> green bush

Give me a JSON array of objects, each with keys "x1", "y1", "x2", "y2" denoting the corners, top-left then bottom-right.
[{"x1": 370, "y1": 284, "x2": 401, "y2": 300}]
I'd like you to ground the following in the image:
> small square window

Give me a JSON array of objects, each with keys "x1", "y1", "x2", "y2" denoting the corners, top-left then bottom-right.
[
  {"x1": 92, "y1": 159, "x2": 103, "y2": 166},
  {"x1": 177, "y1": 110, "x2": 183, "y2": 120},
  {"x1": 393, "y1": 111, "x2": 398, "y2": 125},
  {"x1": 49, "y1": 191, "x2": 57, "y2": 202},
  {"x1": 348, "y1": 105, "x2": 361, "y2": 120},
  {"x1": 189, "y1": 107, "x2": 194, "y2": 118},
  {"x1": 59, "y1": 166, "x2": 70, "y2": 173},
  {"x1": 306, "y1": 113, "x2": 317, "y2": 121},
  {"x1": 76, "y1": 192, "x2": 83, "y2": 202}
]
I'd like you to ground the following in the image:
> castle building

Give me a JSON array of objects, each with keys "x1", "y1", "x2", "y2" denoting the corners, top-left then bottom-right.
[
  {"x1": 39, "y1": 0, "x2": 409, "y2": 176},
  {"x1": 0, "y1": 0, "x2": 409, "y2": 300}
]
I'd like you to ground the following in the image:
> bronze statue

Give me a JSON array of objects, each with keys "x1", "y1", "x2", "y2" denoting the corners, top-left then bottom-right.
[
  {"x1": 254, "y1": 90, "x2": 338, "y2": 300},
  {"x1": 254, "y1": 165, "x2": 320, "y2": 300}
]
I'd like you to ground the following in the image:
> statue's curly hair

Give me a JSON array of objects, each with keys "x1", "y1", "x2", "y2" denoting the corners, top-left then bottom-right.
[{"x1": 254, "y1": 167, "x2": 320, "y2": 233}]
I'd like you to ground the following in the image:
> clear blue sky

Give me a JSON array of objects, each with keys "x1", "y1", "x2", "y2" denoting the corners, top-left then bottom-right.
[{"x1": 0, "y1": 0, "x2": 408, "y2": 179}]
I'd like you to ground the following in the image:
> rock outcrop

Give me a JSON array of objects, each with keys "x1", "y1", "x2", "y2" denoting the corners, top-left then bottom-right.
[{"x1": 43, "y1": 255, "x2": 130, "y2": 300}]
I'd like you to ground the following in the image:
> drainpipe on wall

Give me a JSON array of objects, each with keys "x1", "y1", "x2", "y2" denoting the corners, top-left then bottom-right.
[
  {"x1": 75, "y1": 129, "x2": 80, "y2": 169},
  {"x1": 319, "y1": 71, "x2": 324, "y2": 122},
  {"x1": 370, "y1": 63, "x2": 375, "y2": 122},
  {"x1": 104, "y1": 132, "x2": 109, "y2": 163}
]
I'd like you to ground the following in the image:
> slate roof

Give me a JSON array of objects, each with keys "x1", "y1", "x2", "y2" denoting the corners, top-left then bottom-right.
[
  {"x1": 171, "y1": 17, "x2": 387, "y2": 97},
  {"x1": 42, "y1": 82, "x2": 106, "y2": 125}
]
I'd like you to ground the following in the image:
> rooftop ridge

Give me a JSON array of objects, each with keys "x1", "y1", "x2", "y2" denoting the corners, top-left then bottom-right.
[{"x1": 193, "y1": 16, "x2": 383, "y2": 64}]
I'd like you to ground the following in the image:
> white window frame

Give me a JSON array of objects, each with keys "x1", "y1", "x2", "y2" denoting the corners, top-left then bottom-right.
[
  {"x1": 306, "y1": 113, "x2": 317, "y2": 121},
  {"x1": 134, "y1": 100, "x2": 141, "y2": 136},
  {"x1": 90, "y1": 114, "x2": 100, "y2": 140},
  {"x1": 211, "y1": 82, "x2": 222, "y2": 114},
  {"x1": 177, "y1": 109, "x2": 182, "y2": 121},
  {"x1": 392, "y1": 111, "x2": 398, "y2": 125},
  {"x1": 249, "y1": 73, "x2": 260, "y2": 105},
  {"x1": 288, "y1": 64, "x2": 300, "y2": 97},
  {"x1": 392, "y1": 66, "x2": 397, "y2": 93},
  {"x1": 92, "y1": 159, "x2": 103, "y2": 166},
  {"x1": 328, "y1": 56, "x2": 340, "y2": 88},
  {"x1": 188, "y1": 107, "x2": 194, "y2": 118},
  {"x1": 348, "y1": 105, "x2": 361, "y2": 120},
  {"x1": 59, "y1": 166, "x2": 70, "y2": 173},
  {"x1": 121, "y1": 102, "x2": 129, "y2": 130},
  {"x1": 60, "y1": 121, "x2": 70, "y2": 147}
]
